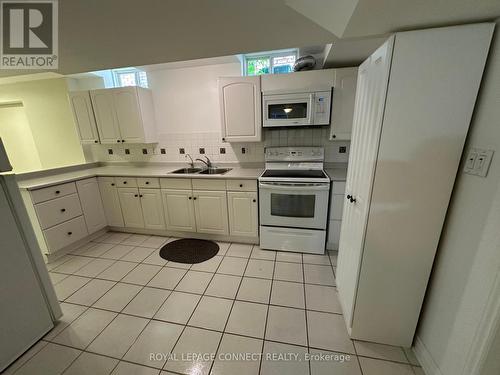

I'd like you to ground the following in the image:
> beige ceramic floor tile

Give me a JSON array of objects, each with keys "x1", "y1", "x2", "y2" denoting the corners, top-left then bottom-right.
[
  {"x1": 270, "y1": 280, "x2": 305, "y2": 308},
  {"x1": 260, "y1": 341, "x2": 309, "y2": 375},
  {"x1": 225, "y1": 301, "x2": 268, "y2": 338},
  {"x1": 154, "y1": 291, "x2": 201, "y2": 324},
  {"x1": 244, "y1": 259, "x2": 274, "y2": 279},
  {"x1": 265, "y1": 305, "x2": 307, "y2": 346},
  {"x1": 307, "y1": 311, "x2": 355, "y2": 354},
  {"x1": 304, "y1": 264, "x2": 335, "y2": 286},
  {"x1": 358, "y1": 357, "x2": 414, "y2": 375},
  {"x1": 122, "y1": 264, "x2": 162, "y2": 285},
  {"x1": 212, "y1": 333, "x2": 262, "y2": 375},
  {"x1": 122, "y1": 287, "x2": 171, "y2": 318},
  {"x1": 305, "y1": 284, "x2": 341, "y2": 313},
  {"x1": 147, "y1": 267, "x2": 186, "y2": 289},
  {"x1": 174, "y1": 270, "x2": 212, "y2": 294},
  {"x1": 14, "y1": 343, "x2": 81, "y2": 375},
  {"x1": 65, "y1": 279, "x2": 116, "y2": 306},
  {"x1": 205, "y1": 274, "x2": 241, "y2": 299},
  {"x1": 93, "y1": 283, "x2": 142, "y2": 312},
  {"x1": 188, "y1": 296, "x2": 233, "y2": 331},
  {"x1": 237, "y1": 277, "x2": 271, "y2": 304},
  {"x1": 273, "y1": 262, "x2": 303, "y2": 283}
]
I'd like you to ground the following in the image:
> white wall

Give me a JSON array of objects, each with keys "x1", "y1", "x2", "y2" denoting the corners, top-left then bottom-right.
[
  {"x1": 148, "y1": 62, "x2": 241, "y2": 134},
  {"x1": 415, "y1": 20, "x2": 500, "y2": 375}
]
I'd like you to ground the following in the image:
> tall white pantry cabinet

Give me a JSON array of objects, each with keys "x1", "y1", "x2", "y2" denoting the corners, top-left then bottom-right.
[{"x1": 337, "y1": 23, "x2": 494, "y2": 347}]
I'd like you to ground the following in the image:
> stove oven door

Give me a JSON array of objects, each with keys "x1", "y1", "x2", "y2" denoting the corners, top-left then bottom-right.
[{"x1": 259, "y1": 181, "x2": 330, "y2": 230}]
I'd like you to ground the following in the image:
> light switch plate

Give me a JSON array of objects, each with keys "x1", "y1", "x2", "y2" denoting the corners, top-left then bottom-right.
[{"x1": 464, "y1": 148, "x2": 494, "y2": 177}]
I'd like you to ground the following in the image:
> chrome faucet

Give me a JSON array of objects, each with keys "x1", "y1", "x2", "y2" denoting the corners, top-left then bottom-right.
[
  {"x1": 185, "y1": 154, "x2": 194, "y2": 168},
  {"x1": 195, "y1": 155, "x2": 212, "y2": 168}
]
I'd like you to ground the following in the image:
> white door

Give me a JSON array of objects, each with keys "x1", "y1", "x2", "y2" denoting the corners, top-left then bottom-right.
[
  {"x1": 330, "y1": 67, "x2": 358, "y2": 140},
  {"x1": 0, "y1": 184, "x2": 53, "y2": 372},
  {"x1": 194, "y1": 190, "x2": 229, "y2": 235},
  {"x1": 337, "y1": 37, "x2": 395, "y2": 328},
  {"x1": 97, "y1": 177, "x2": 124, "y2": 227},
  {"x1": 113, "y1": 87, "x2": 145, "y2": 143},
  {"x1": 90, "y1": 89, "x2": 121, "y2": 144},
  {"x1": 76, "y1": 178, "x2": 107, "y2": 234},
  {"x1": 227, "y1": 191, "x2": 258, "y2": 237},
  {"x1": 118, "y1": 187, "x2": 145, "y2": 228},
  {"x1": 219, "y1": 76, "x2": 261, "y2": 142},
  {"x1": 68, "y1": 91, "x2": 99, "y2": 144},
  {"x1": 139, "y1": 188, "x2": 165, "y2": 230},
  {"x1": 161, "y1": 189, "x2": 196, "y2": 232}
]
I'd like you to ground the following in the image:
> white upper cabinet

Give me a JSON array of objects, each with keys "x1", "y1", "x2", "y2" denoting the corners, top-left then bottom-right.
[
  {"x1": 219, "y1": 76, "x2": 261, "y2": 142},
  {"x1": 90, "y1": 86, "x2": 157, "y2": 144},
  {"x1": 68, "y1": 91, "x2": 100, "y2": 144},
  {"x1": 330, "y1": 67, "x2": 358, "y2": 141},
  {"x1": 76, "y1": 177, "x2": 107, "y2": 234}
]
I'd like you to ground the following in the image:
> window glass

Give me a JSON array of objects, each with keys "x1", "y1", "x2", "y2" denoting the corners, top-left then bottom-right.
[
  {"x1": 272, "y1": 55, "x2": 296, "y2": 74},
  {"x1": 117, "y1": 72, "x2": 137, "y2": 87},
  {"x1": 246, "y1": 57, "x2": 270, "y2": 76},
  {"x1": 244, "y1": 49, "x2": 297, "y2": 76}
]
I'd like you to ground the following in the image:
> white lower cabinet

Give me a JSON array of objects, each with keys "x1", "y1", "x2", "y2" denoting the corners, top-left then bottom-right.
[
  {"x1": 98, "y1": 177, "x2": 125, "y2": 227},
  {"x1": 161, "y1": 189, "x2": 196, "y2": 232},
  {"x1": 139, "y1": 188, "x2": 165, "y2": 230},
  {"x1": 118, "y1": 187, "x2": 145, "y2": 228},
  {"x1": 227, "y1": 191, "x2": 258, "y2": 237},
  {"x1": 193, "y1": 190, "x2": 229, "y2": 235},
  {"x1": 76, "y1": 178, "x2": 107, "y2": 234}
]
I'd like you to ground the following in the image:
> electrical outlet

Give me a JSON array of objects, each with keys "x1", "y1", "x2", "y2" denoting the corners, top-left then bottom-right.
[
  {"x1": 160, "y1": 148, "x2": 166, "y2": 154},
  {"x1": 125, "y1": 149, "x2": 130, "y2": 155},
  {"x1": 464, "y1": 148, "x2": 494, "y2": 177},
  {"x1": 339, "y1": 146, "x2": 347, "y2": 153},
  {"x1": 220, "y1": 147, "x2": 226, "y2": 154},
  {"x1": 179, "y1": 148, "x2": 185, "y2": 154},
  {"x1": 199, "y1": 147, "x2": 205, "y2": 154},
  {"x1": 107, "y1": 149, "x2": 113, "y2": 155},
  {"x1": 142, "y1": 148, "x2": 148, "y2": 155}
]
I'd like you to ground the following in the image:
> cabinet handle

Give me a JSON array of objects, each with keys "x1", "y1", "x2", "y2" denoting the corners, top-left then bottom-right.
[
  {"x1": 145, "y1": 181, "x2": 149, "y2": 184},
  {"x1": 139, "y1": 194, "x2": 143, "y2": 197},
  {"x1": 60, "y1": 208, "x2": 66, "y2": 212},
  {"x1": 55, "y1": 190, "x2": 60, "y2": 194},
  {"x1": 123, "y1": 181, "x2": 127, "y2": 184},
  {"x1": 239, "y1": 184, "x2": 243, "y2": 187},
  {"x1": 94, "y1": 140, "x2": 98, "y2": 143},
  {"x1": 253, "y1": 199, "x2": 256, "y2": 202},
  {"x1": 332, "y1": 134, "x2": 336, "y2": 139},
  {"x1": 67, "y1": 231, "x2": 72, "y2": 235},
  {"x1": 122, "y1": 139, "x2": 125, "y2": 143},
  {"x1": 193, "y1": 197, "x2": 197, "y2": 200},
  {"x1": 189, "y1": 196, "x2": 192, "y2": 200},
  {"x1": 117, "y1": 140, "x2": 121, "y2": 143},
  {"x1": 134, "y1": 194, "x2": 138, "y2": 197},
  {"x1": 350, "y1": 197, "x2": 356, "y2": 203},
  {"x1": 347, "y1": 194, "x2": 352, "y2": 200},
  {"x1": 111, "y1": 183, "x2": 115, "y2": 186}
]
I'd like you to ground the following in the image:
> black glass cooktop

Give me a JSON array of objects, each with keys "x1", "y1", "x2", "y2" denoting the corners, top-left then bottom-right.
[{"x1": 261, "y1": 170, "x2": 328, "y2": 178}]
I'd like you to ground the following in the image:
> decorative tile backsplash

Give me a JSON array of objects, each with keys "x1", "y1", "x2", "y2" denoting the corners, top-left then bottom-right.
[{"x1": 87, "y1": 128, "x2": 349, "y2": 164}]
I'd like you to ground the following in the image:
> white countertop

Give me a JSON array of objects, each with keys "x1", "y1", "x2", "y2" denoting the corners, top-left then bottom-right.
[{"x1": 17, "y1": 164, "x2": 264, "y2": 190}]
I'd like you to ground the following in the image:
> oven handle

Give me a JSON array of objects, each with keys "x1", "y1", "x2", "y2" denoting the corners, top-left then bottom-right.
[{"x1": 259, "y1": 182, "x2": 330, "y2": 191}]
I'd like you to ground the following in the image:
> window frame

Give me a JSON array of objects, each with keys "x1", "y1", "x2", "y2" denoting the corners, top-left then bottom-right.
[
  {"x1": 243, "y1": 49, "x2": 298, "y2": 76},
  {"x1": 112, "y1": 68, "x2": 149, "y2": 88}
]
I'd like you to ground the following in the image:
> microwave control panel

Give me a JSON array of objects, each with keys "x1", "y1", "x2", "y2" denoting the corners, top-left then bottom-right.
[{"x1": 313, "y1": 90, "x2": 332, "y2": 125}]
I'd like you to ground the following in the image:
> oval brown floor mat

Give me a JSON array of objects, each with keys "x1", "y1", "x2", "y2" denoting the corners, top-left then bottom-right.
[{"x1": 159, "y1": 238, "x2": 219, "y2": 264}]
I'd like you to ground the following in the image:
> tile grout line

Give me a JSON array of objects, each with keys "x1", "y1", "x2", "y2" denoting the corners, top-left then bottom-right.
[{"x1": 257, "y1": 245, "x2": 277, "y2": 375}]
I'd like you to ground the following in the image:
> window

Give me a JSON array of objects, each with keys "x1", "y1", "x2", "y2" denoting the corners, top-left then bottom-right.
[
  {"x1": 244, "y1": 49, "x2": 297, "y2": 76},
  {"x1": 113, "y1": 68, "x2": 149, "y2": 88}
]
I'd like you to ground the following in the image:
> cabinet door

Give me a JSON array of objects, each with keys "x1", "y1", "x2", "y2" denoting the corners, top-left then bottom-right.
[
  {"x1": 337, "y1": 37, "x2": 394, "y2": 325},
  {"x1": 68, "y1": 91, "x2": 99, "y2": 144},
  {"x1": 330, "y1": 67, "x2": 358, "y2": 141},
  {"x1": 194, "y1": 190, "x2": 229, "y2": 235},
  {"x1": 90, "y1": 89, "x2": 121, "y2": 144},
  {"x1": 97, "y1": 178, "x2": 124, "y2": 227},
  {"x1": 219, "y1": 76, "x2": 261, "y2": 142},
  {"x1": 118, "y1": 187, "x2": 144, "y2": 228},
  {"x1": 139, "y1": 188, "x2": 165, "y2": 230},
  {"x1": 76, "y1": 178, "x2": 107, "y2": 234},
  {"x1": 113, "y1": 87, "x2": 145, "y2": 143},
  {"x1": 227, "y1": 191, "x2": 258, "y2": 237},
  {"x1": 161, "y1": 189, "x2": 196, "y2": 232}
]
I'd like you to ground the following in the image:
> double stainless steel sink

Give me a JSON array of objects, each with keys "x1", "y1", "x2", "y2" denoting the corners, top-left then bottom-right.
[{"x1": 170, "y1": 167, "x2": 232, "y2": 175}]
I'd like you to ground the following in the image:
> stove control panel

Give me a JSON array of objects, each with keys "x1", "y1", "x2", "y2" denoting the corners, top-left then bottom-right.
[{"x1": 265, "y1": 147, "x2": 324, "y2": 162}]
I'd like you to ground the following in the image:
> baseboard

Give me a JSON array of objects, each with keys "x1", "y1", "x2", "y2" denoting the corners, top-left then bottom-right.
[{"x1": 413, "y1": 336, "x2": 443, "y2": 375}]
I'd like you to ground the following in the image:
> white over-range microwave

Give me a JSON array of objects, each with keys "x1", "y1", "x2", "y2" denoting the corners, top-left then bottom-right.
[{"x1": 262, "y1": 89, "x2": 332, "y2": 128}]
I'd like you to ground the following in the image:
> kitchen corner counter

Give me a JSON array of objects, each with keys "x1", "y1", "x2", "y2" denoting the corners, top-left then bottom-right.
[
  {"x1": 325, "y1": 167, "x2": 347, "y2": 182},
  {"x1": 17, "y1": 164, "x2": 264, "y2": 190}
]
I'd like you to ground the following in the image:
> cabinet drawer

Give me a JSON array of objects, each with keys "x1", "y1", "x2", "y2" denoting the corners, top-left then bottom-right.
[
  {"x1": 226, "y1": 179, "x2": 257, "y2": 192},
  {"x1": 160, "y1": 178, "x2": 192, "y2": 190},
  {"x1": 43, "y1": 216, "x2": 88, "y2": 253},
  {"x1": 192, "y1": 179, "x2": 226, "y2": 191},
  {"x1": 98, "y1": 176, "x2": 117, "y2": 187},
  {"x1": 137, "y1": 177, "x2": 160, "y2": 188},
  {"x1": 35, "y1": 193, "x2": 83, "y2": 229},
  {"x1": 31, "y1": 182, "x2": 77, "y2": 204},
  {"x1": 115, "y1": 177, "x2": 137, "y2": 187}
]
